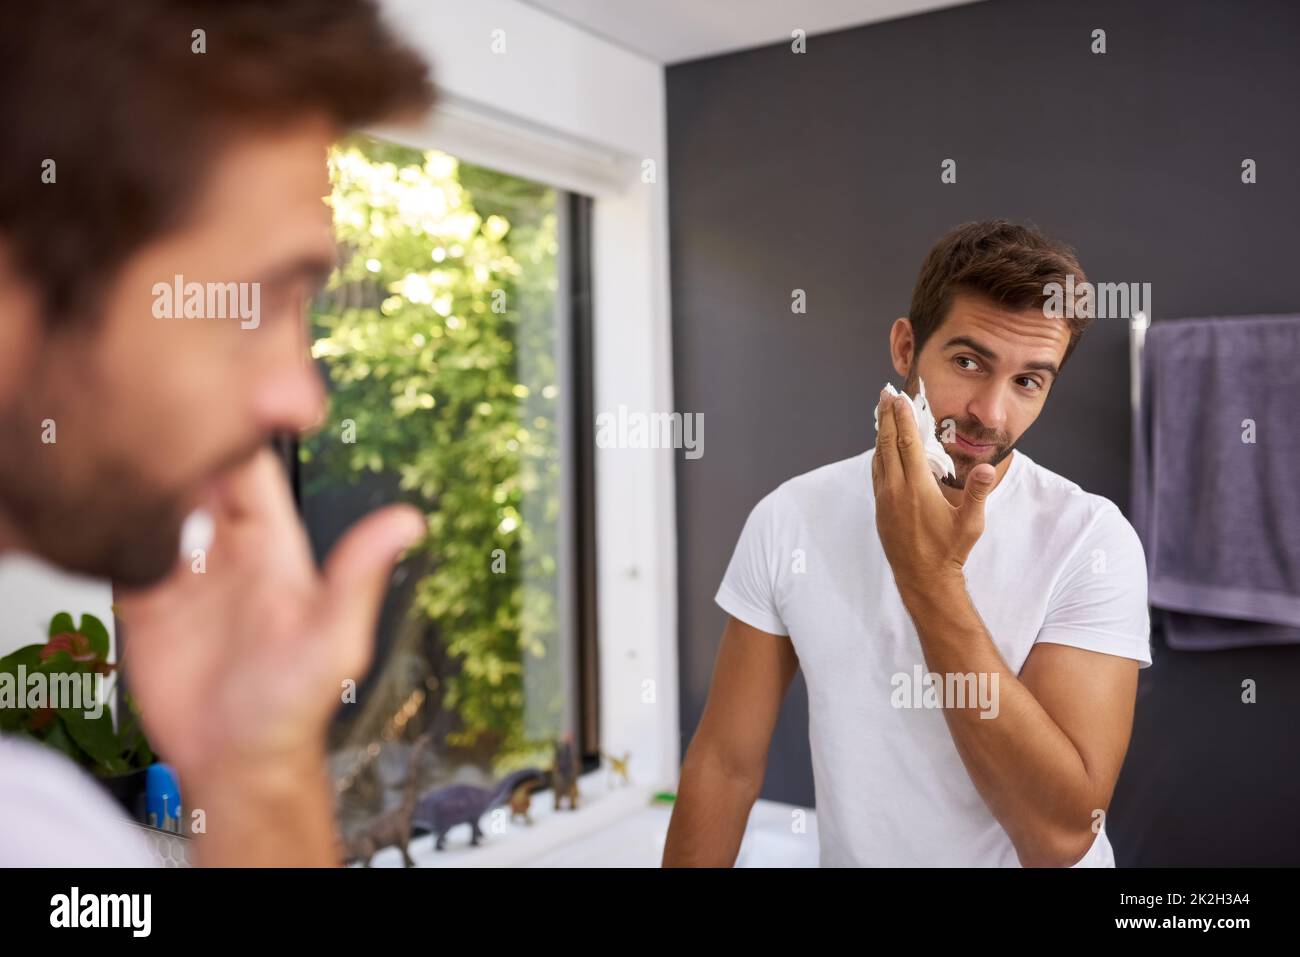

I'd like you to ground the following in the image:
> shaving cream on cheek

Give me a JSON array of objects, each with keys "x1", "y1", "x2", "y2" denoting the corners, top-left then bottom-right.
[{"x1": 873, "y1": 377, "x2": 957, "y2": 481}]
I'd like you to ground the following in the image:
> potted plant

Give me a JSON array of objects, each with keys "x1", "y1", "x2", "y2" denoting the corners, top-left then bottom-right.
[{"x1": 0, "y1": 610, "x2": 155, "y2": 818}]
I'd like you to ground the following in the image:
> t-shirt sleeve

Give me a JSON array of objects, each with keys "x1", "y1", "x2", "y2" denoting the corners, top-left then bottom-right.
[
  {"x1": 0, "y1": 735, "x2": 157, "y2": 866},
  {"x1": 1034, "y1": 503, "x2": 1153, "y2": 668},
  {"x1": 714, "y1": 490, "x2": 789, "y2": 636}
]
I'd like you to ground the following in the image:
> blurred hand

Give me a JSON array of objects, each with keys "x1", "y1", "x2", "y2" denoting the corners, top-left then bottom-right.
[{"x1": 115, "y1": 448, "x2": 424, "y2": 863}]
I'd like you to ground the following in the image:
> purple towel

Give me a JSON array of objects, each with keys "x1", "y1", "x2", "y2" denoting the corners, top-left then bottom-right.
[{"x1": 1131, "y1": 315, "x2": 1300, "y2": 650}]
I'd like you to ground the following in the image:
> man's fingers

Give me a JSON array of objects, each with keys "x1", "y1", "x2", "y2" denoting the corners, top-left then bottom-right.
[
  {"x1": 875, "y1": 390, "x2": 899, "y2": 485},
  {"x1": 218, "y1": 448, "x2": 298, "y2": 529},
  {"x1": 212, "y1": 446, "x2": 319, "y2": 581},
  {"x1": 965, "y1": 463, "x2": 996, "y2": 499},
  {"x1": 960, "y1": 463, "x2": 997, "y2": 536},
  {"x1": 319, "y1": 504, "x2": 426, "y2": 675},
  {"x1": 891, "y1": 394, "x2": 929, "y2": 482}
]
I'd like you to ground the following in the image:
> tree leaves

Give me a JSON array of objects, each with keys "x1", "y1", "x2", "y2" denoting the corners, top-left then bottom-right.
[{"x1": 309, "y1": 136, "x2": 565, "y2": 764}]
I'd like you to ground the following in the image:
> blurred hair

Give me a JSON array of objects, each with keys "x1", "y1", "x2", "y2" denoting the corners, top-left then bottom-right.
[{"x1": 0, "y1": 0, "x2": 435, "y2": 325}]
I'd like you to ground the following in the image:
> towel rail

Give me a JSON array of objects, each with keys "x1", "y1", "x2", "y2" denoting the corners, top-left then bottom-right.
[{"x1": 1129, "y1": 310, "x2": 1150, "y2": 414}]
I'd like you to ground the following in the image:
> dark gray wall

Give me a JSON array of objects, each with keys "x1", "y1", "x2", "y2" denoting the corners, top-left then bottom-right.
[{"x1": 667, "y1": 0, "x2": 1300, "y2": 865}]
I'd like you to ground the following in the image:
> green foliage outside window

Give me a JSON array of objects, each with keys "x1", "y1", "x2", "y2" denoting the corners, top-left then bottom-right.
[{"x1": 304, "y1": 136, "x2": 562, "y2": 771}]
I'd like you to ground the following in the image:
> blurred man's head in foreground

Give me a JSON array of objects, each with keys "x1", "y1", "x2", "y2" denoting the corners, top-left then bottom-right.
[{"x1": 0, "y1": 0, "x2": 434, "y2": 585}]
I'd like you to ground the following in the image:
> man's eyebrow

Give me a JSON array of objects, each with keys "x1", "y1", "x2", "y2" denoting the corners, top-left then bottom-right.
[
  {"x1": 942, "y1": 335, "x2": 997, "y2": 361},
  {"x1": 941, "y1": 335, "x2": 1059, "y2": 380},
  {"x1": 1022, "y1": 359, "x2": 1061, "y2": 380},
  {"x1": 262, "y1": 252, "x2": 337, "y2": 289}
]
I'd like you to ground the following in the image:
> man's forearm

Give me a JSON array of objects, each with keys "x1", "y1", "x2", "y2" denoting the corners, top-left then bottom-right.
[
  {"x1": 896, "y1": 573, "x2": 1100, "y2": 867},
  {"x1": 186, "y1": 753, "x2": 341, "y2": 867},
  {"x1": 662, "y1": 750, "x2": 757, "y2": 867}
]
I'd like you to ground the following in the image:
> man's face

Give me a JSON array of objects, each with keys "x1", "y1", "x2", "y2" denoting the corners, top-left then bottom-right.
[
  {"x1": 899, "y1": 291, "x2": 1072, "y2": 491},
  {"x1": 0, "y1": 116, "x2": 338, "y2": 585}
]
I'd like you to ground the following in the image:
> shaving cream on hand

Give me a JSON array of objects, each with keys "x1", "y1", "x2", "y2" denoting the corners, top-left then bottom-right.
[
  {"x1": 179, "y1": 507, "x2": 215, "y2": 558},
  {"x1": 873, "y1": 377, "x2": 956, "y2": 481}
]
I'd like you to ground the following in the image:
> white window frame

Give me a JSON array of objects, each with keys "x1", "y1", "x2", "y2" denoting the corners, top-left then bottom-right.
[{"x1": 370, "y1": 0, "x2": 680, "y2": 863}]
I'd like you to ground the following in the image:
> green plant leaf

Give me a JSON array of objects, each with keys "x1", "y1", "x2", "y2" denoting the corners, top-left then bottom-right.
[
  {"x1": 77, "y1": 614, "x2": 111, "y2": 662},
  {"x1": 41, "y1": 717, "x2": 88, "y2": 764},
  {"x1": 120, "y1": 729, "x2": 154, "y2": 771},
  {"x1": 61, "y1": 707, "x2": 121, "y2": 765},
  {"x1": 48, "y1": 612, "x2": 75, "y2": 638},
  {"x1": 116, "y1": 695, "x2": 155, "y2": 769},
  {"x1": 0, "y1": 644, "x2": 44, "y2": 675},
  {"x1": 97, "y1": 756, "x2": 130, "y2": 777},
  {"x1": 0, "y1": 704, "x2": 23, "y2": 733}
]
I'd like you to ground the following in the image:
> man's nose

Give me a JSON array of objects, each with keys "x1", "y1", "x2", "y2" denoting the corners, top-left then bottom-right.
[
  {"x1": 252, "y1": 356, "x2": 328, "y2": 435},
  {"x1": 967, "y1": 382, "x2": 1010, "y2": 434}
]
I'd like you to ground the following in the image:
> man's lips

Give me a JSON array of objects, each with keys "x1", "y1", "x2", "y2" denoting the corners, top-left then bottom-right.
[{"x1": 951, "y1": 432, "x2": 994, "y2": 453}]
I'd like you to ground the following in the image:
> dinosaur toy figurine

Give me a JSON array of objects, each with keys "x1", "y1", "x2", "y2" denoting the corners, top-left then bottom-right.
[
  {"x1": 508, "y1": 777, "x2": 542, "y2": 825},
  {"x1": 340, "y1": 734, "x2": 432, "y2": 868},
  {"x1": 601, "y1": 750, "x2": 631, "y2": 788},
  {"x1": 413, "y1": 767, "x2": 545, "y2": 850},
  {"x1": 551, "y1": 734, "x2": 580, "y2": 811}
]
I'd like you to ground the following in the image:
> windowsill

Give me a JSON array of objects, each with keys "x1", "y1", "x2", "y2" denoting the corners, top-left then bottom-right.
[
  {"x1": 361, "y1": 769, "x2": 656, "y2": 868},
  {"x1": 358, "y1": 769, "x2": 821, "y2": 867}
]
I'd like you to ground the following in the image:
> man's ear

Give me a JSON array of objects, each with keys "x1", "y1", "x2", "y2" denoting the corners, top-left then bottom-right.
[
  {"x1": 0, "y1": 238, "x2": 42, "y2": 406},
  {"x1": 888, "y1": 316, "x2": 915, "y2": 380}
]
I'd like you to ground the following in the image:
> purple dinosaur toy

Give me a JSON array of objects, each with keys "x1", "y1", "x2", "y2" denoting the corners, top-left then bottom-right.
[{"x1": 413, "y1": 768, "x2": 546, "y2": 850}]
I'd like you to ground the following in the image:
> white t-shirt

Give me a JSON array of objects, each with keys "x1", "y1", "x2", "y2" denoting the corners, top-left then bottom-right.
[
  {"x1": 0, "y1": 735, "x2": 156, "y2": 866},
  {"x1": 715, "y1": 448, "x2": 1152, "y2": 867}
]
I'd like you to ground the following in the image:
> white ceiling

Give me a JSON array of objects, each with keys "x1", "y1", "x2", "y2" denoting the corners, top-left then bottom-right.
[{"x1": 520, "y1": 0, "x2": 987, "y2": 64}]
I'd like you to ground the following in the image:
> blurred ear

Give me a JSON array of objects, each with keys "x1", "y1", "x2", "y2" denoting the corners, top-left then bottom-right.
[{"x1": 0, "y1": 238, "x2": 41, "y2": 405}]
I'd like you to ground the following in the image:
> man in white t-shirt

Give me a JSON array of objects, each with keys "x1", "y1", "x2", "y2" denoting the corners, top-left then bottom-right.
[
  {"x1": 0, "y1": 1, "x2": 434, "y2": 866},
  {"x1": 663, "y1": 220, "x2": 1151, "y2": 868}
]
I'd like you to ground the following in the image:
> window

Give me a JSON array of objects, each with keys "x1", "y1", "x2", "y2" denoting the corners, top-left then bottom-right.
[{"x1": 288, "y1": 136, "x2": 598, "y2": 846}]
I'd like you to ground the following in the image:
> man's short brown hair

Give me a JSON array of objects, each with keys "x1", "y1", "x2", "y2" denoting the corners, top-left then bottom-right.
[
  {"x1": 908, "y1": 220, "x2": 1091, "y2": 370},
  {"x1": 0, "y1": 0, "x2": 435, "y2": 326}
]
